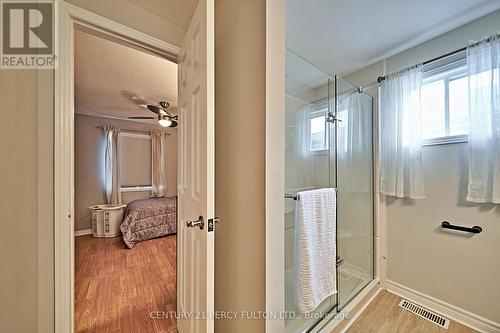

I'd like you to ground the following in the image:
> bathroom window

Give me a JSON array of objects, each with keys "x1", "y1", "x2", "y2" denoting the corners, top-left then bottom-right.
[
  {"x1": 120, "y1": 132, "x2": 152, "y2": 192},
  {"x1": 310, "y1": 113, "x2": 328, "y2": 151},
  {"x1": 420, "y1": 53, "x2": 469, "y2": 145},
  {"x1": 310, "y1": 102, "x2": 329, "y2": 152}
]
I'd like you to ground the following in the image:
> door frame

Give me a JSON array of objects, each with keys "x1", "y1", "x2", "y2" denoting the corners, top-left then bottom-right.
[
  {"x1": 264, "y1": 0, "x2": 285, "y2": 332},
  {"x1": 54, "y1": 2, "x2": 179, "y2": 332}
]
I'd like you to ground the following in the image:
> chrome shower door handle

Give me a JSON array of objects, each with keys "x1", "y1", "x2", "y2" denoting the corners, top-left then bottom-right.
[{"x1": 186, "y1": 216, "x2": 204, "y2": 230}]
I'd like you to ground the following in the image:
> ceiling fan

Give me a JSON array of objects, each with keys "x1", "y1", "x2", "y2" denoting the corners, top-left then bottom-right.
[{"x1": 128, "y1": 101, "x2": 178, "y2": 128}]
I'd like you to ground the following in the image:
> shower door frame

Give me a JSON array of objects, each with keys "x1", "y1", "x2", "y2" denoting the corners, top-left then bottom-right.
[
  {"x1": 335, "y1": 91, "x2": 376, "y2": 311},
  {"x1": 307, "y1": 81, "x2": 376, "y2": 333},
  {"x1": 288, "y1": 72, "x2": 340, "y2": 333},
  {"x1": 280, "y1": 50, "x2": 376, "y2": 333},
  {"x1": 309, "y1": 74, "x2": 341, "y2": 333}
]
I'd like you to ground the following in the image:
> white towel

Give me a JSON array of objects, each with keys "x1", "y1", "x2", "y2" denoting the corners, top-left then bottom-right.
[{"x1": 294, "y1": 188, "x2": 337, "y2": 313}]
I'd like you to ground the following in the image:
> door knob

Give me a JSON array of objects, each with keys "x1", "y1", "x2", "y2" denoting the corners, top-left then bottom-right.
[{"x1": 186, "y1": 216, "x2": 204, "y2": 230}]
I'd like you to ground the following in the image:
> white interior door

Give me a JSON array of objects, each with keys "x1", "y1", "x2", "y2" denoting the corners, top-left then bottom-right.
[{"x1": 177, "y1": 0, "x2": 215, "y2": 332}]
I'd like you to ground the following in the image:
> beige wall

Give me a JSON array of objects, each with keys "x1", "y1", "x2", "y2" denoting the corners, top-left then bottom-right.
[
  {"x1": 345, "y1": 9, "x2": 500, "y2": 324},
  {"x1": 74, "y1": 114, "x2": 177, "y2": 231},
  {"x1": 0, "y1": 69, "x2": 52, "y2": 333},
  {"x1": 215, "y1": 0, "x2": 266, "y2": 332}
]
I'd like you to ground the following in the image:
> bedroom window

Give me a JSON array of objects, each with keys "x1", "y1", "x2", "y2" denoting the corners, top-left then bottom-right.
[
  {"x1": 120, "y1": 132, "x2": 152, "y2": 192},
  {"x1": 420, "y1": 53, "x2": 469, "y2": 145}
]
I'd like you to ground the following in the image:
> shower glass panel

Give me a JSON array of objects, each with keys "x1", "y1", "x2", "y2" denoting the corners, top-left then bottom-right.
[
  {"x1": 336, "y1": 78, "x2": 374, "y2": 309},
  {"x1": 284, "y1": 49, "x2": 336, "y2": 333},
  {"x1": 284, "y1": 50, "x2": 373, "y2": 332}
]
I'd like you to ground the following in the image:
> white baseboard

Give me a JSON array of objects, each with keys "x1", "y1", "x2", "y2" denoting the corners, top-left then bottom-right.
[
  {"x1": 74, "y1": 228, "x2": 92, "y2": 237},
  {"x1": 386, "y1": 280, "x2": 500, "y2": 333}
]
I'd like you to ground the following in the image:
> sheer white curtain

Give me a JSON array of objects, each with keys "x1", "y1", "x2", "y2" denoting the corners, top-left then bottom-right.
[
  {"x1": 338, "y1": 92, "x2": 371, "y2": 193},
  {"x1": 150, "y1": 131, "x2": 167, "y2": 197},
  {"x1": 297, "y1": 104, "x2": 314, "y2": 186},
  {"x1": 380, "y1": 65, "x2": 425, "y2": 199},
  {"x1": 103, "y1": 126, "x2": 121, "y2": 204},
  {"x1": 466, "y1": 34, "x2": 500, "y2": 203},
  {"x1": 299, "y1": 106, "x2": 311, "y2": 160},
  {"x1": 285, "y1": 99, "x2": 312, "y2": 188}
]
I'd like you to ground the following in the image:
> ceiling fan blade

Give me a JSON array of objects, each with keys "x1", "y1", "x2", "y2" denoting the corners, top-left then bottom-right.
[
  {"x1": 147, "y1": 104, "x2": 162, "y2": 114},
  {"x1": 128, "y1": 116, "x2": 155, "y2": 119},
  {"x1": 170, "y1": 119, "x2": 178, "y2": 128}
]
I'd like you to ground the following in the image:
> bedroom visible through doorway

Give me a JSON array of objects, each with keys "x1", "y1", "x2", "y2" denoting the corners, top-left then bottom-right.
[{"x1": 73, "y1": 27, "x2": 179, "y2": 333}]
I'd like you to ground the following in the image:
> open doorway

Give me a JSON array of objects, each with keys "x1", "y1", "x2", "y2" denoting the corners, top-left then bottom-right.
[
  {"x1": 73, "y1": 27, "x2": 179, "y2": 332},
  {"x1": 55, "y1": 2, "x2": 215, "y2": 332}
]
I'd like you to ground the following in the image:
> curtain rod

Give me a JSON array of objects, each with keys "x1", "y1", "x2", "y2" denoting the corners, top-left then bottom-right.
[
  {"x1": 95, "y1": 126, "x2": 171, "y2": 135},
  {"x1": 376, "y1": 46, "x2": 467, "y2": 83},
  {"x1": 359, "y1": 33, "x2": 497, "y2": 88}
]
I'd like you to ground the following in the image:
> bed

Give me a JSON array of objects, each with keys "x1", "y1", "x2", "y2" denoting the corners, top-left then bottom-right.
[{"x1": 120, "y1": 196, "x2": 177, "y2": 248}]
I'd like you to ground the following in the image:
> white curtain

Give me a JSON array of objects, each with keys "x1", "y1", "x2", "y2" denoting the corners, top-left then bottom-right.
[
  {"x1": 298, "y1": 104, "x2": 312, "y2": 172},
  {"x1": 338, "y1": 92, "x2": 371, "y2": 193},
  {"x1": 466, "y1": 34, "x2": 500, "y2": 203},
  {"x1": 150, "y1": 131, "x2": 167, "y2": 197},
  {"x1": 103, "y1": 126, "x2": 121, "y2": 204},
  {"x1": 285, "y1": 97, "x2": 313, "y2": 188},
  {"x1": 380, "y1": 65, "x2": 425, "y2": 199}
]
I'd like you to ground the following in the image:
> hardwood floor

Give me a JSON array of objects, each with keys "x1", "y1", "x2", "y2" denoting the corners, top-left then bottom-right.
[
  {"x1": 347, "y1": 290, "x2": 478, "y2": 333},
  {"x1": 75, "y1": 234, "x2": 177, "y2": 333}
]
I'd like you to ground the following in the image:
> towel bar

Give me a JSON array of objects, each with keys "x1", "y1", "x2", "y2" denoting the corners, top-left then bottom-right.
[
  {"x1": 284, "y1": 188, "x2": 337, "y2": 201},
  {"x1": 441, "y1": 221, "x2": 482, "y2": 234}
]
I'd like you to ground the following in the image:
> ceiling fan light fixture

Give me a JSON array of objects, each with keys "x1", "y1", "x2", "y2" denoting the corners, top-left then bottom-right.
[
  {"x1": 159, "y1": 118, "x2": 172, "y2": 127},
  {"x1": 136, "y1": 100, "x2": 177, "y2": 127}
]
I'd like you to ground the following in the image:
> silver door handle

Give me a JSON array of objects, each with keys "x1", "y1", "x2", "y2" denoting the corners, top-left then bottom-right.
[{"x1": 186, "y1": 216, "x2": 204, "y2": 230}]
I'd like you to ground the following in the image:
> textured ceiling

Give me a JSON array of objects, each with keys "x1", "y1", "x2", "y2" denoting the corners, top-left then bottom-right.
[
  {"x1": 74, "y1": 29, "x2": 177, "y2": 123},
  {"x1": 286, "y1": 0, "x2": 500, "y2": 76}
]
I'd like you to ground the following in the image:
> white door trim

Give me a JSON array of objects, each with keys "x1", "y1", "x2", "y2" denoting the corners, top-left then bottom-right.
[
  {"x1": 54, "y1": 2, "x2": 179, "y2": 333},
  {"x1": 265, "y1": 0, "x2": 285, "y2": 332}
]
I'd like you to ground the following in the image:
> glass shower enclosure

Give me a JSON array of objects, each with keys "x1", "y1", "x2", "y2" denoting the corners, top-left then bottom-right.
[{"x1": 284, "y1": 49, "x2": 374, "y2": 332}]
